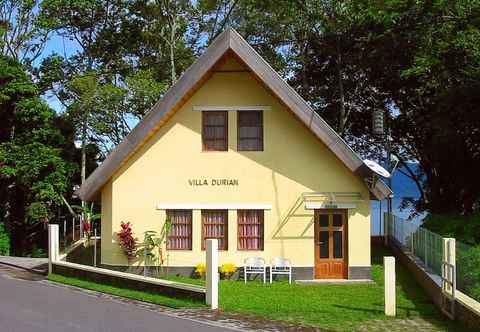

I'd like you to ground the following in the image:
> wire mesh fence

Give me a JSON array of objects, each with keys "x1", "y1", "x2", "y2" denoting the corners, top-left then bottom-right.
[
  {"x1": 411, "y1": 227, "x2": 444, "y2": 276},
  {"x1": 386, "y1": 213, "x2": 443, "y2": 276},
  {"x1": 456, "y1": 241, "x2": 480, "y2": 302},
  {"x1": 386, "y1": 212, "x2": 480, "y2": 302}
]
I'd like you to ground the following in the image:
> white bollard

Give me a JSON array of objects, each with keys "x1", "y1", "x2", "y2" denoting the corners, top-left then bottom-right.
[
  {"x1": 48, "y1": 224, "x2": 59, "y2": 274},
  {"x1": 384, "y1": 256, "x2": 396, "y2": 316},
  {"x1": 206, "y1": 239, "x2": 219, "y2": 310}
]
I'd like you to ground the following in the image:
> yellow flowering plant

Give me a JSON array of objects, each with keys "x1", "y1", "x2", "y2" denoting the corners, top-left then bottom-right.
[
  {"x1": 195, "y1": 263, "x2": 206, "y2": 279},
  {"x1": 220, "y1": 263, "x2": 237, "y2": 280}
]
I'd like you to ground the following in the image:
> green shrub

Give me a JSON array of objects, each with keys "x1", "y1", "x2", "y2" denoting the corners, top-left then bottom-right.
[
  {"x1": 0, "y1": 223, "x2": 10, "y2": 256},
  {"x1": 422, "y1": 213, "x2": 480, "y2": 245},
  {"x1": 28, "y1": 245, "x2": 47, "y2": 258},
  {"x1": 457, "y1": 244, "x2": 480, "y2": 301}
]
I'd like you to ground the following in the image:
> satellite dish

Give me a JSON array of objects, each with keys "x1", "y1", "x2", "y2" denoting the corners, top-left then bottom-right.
[{"x1": 363, "y1": 159, "x2": 391, "y2": 178}]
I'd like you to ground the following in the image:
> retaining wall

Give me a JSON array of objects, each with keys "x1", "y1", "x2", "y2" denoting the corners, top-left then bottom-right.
[
  {"x1": 385, "y1": 237, "x2": 480, "y2": 329},
  {"x1": 52, "y1": 261, "x2": 206, "y2": 303}
]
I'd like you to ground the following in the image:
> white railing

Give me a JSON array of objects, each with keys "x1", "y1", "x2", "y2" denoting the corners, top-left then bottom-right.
[{"x1": 384, "y1": 213, "x2": 456, "y2": 318}]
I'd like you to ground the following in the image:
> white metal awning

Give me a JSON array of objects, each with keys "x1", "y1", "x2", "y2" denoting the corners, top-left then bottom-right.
[{"x1": 303, "y1": 192, "x2": 364, "y2": 210}]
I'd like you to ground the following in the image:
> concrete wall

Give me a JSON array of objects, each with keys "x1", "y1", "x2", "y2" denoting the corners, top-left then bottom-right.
[
  {"x1": 52, "y1": 261, "x2": 205, "y2": 302},
  {"x1": 100, "y1": 57, "x2": 371, "y2": 274},
  {"x1": 388, "y1": 239, "x2": 480, "y2": 329}
]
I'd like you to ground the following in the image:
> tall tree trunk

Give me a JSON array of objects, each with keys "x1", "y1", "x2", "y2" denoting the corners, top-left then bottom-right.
[
  {"x1": 81, "y1": 123, "x2": 87, "y2": 185},
  {"x1": 80, "y1": 120, "x2": 87, "y2": 237},
  {"x1": 169, "y1": 20, "x2": 177, "y2": 84}
]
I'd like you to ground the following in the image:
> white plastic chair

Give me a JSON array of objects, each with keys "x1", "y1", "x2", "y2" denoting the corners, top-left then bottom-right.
[
  {"x1": 270, "y1": 257, "x2": 292, "y2": 284},
  {"x1": 244, "y1": 257, "x2": 267, "y2": 283}
]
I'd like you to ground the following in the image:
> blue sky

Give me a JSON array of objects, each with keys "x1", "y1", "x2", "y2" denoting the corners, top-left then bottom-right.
[{"x1": 36, "y1": 33, "x2": 80, "y2": 113}]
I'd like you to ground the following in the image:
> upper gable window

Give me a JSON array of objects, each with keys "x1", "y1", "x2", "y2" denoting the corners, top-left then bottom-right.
[
  {"x1": 238, "y1": 111, "x2": 263, "y2": 151},
  {"x1": 202, "y1": 111, "x2": 228, "y2": 151}
]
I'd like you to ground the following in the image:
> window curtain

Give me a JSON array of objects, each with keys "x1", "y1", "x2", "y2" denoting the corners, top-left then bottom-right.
[
  {"x1": 167, "y1": 210, "x2": 192, "y2": 250},
  {"x1": 238, "y1": 210, "x2": 264, "y2": 250}
]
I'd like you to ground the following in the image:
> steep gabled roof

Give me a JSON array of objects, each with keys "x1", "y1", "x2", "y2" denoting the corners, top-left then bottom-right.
[{"x1": 77, "y1": 28, "x2": 391, "y2": 201}]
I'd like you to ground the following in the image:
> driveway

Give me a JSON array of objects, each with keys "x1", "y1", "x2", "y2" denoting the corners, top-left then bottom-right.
[{"x1": 0, "y1": 265, "x2": 236, "y2": 332}]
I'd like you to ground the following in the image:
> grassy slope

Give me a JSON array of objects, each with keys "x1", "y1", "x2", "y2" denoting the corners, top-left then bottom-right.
[{"x1": 47, "y1": 274, "x2": 205, "y2": 308}]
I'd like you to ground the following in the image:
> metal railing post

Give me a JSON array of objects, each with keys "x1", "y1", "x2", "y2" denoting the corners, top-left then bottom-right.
[
  {"x1": 72, "y1": 217, "x2": 75, "y2": 241},
  {"x1": 425, "y1": 231, "x2": 429, "y2": 268},
  {"x1": 411, "y1": 226, "x2": 414, "y2": 254},
  {"x1": 94, "y1": 228, "x2": 97, "y2": 267},
  {"x1": 384, "y1": 212, "x2": 389, "y2": 246}
]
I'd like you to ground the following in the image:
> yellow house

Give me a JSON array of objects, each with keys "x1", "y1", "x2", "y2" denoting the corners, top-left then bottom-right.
[{"x1": 78, "y1": 28, "x2": 391, "y2": 280}]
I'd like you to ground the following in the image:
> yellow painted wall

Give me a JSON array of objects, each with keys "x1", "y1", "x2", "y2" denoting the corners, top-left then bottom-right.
[{"x1": 100, "y1": 57, "x2": 371, "y2": 271}]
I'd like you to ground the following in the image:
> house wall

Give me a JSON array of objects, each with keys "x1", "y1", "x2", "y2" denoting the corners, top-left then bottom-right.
[{"x1": 100, "y1": 57, "x2": 371, "y2": 278}]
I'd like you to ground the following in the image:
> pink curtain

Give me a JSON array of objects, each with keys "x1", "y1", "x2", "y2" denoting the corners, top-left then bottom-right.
[
  {"x1": 202, "y1": 210, "x2": 228, "y2": 250},
  {"x1": 167, "y1": 210, "x2": 192, "y2": 250},
  {"x1": 238, "y1": 210, "x2": 264, "y2": 250}
]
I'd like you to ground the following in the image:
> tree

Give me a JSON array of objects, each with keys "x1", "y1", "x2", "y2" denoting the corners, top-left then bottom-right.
[
  {"x1": 0, "y1": 0, "x2": 51, "y2": 67},
  {"x1": 0, "y1": 55, "x2": 75, "y2": 255},
  {"x1": 347, "y1": 0, "x2": 480, "y2": 215},
  {"x1": 231, "y1": 0, "x2": 480, "y2": 216}
]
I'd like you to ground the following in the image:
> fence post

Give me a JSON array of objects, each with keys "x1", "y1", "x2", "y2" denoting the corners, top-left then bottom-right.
[
  {"x1": 93, "y1": 228, "x2": 97, "y2": 267},
  {"x1": 424, "y1": 230, "x2": 428, "y2": 268},
  {"x1": 384, "y1": 212, "x2": 389, "y2": 246},
  {"x1": 80, "y1": 214, "x2": 83, "y2": 239},
  {"x1": 410, "y1": 226, "x2": 414, "y2": 253},
  {"x1": 48, "y1": 224, "x2": 59, "y2": 274},
  {"x1": 442, "y1": 238, "x2": 456, "y2": 294},
  {"x1": 206, "y1": 239, "x2": 219, "y2": 310},
  {"x1": 72, "y1": 217, "x2": 75, "y2": 241},
  {"x1": 384, "y1": 256, "x2": 396, "y2": 316},
  {"x1": 63, "y1": 218, "x2": 66, "y2": 239}
]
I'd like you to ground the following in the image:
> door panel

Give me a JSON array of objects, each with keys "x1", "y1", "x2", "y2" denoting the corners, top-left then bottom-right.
[
  {"x1": 333, "y1": 231, "x2": 343, "y2": 258},
  {"x1": 319, "y1": 231, "x2": 329, "y2": 258},
  {"x1": 314, "y1": 210, "x2": 347, "y2": 279}
]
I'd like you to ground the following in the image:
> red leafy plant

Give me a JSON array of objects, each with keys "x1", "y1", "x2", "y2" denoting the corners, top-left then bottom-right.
[{"x1": 117, "y1": 222, "x2": 137, "y2": 261}]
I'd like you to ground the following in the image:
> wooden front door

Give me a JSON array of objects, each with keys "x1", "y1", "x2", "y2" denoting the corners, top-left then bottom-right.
[{"x1": 314, "y1": 210, "x2": 348, "y2": 279}]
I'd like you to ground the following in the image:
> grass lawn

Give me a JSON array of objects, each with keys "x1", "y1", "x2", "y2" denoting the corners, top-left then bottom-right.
[
  {"x1": 52, "y1": 244, "x2": 467, "y2": 331},
  {"x1": 161, "y1": 244, "x2": 463, "y2": 331},
  {"x1": 47, "y1": 274, "x2": 206, "y2": 308}
]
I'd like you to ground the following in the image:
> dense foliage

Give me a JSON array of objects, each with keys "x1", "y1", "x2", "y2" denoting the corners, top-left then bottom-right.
[
  {"x1": 0, "y1": 223, "x2": 10, "y2": 255},
  {"x1": 1, "y1": 0, "x2": 479, "y2": 255},
  {"x1": 0, "y1": 55, "x2": 79, "y2": 255},
  {"x1": 423, "y1": 214, "x2": 480, "y2": 246}
]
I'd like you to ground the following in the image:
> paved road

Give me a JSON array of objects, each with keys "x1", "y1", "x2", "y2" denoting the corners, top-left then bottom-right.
[{"x1": 0, "y1": 266, "x2": 236, "y2": 332}]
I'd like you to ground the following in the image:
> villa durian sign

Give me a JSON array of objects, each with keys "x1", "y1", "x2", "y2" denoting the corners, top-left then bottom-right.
[{"x1": 188, "y1": 178, "x2": 239, "y2": 187}]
